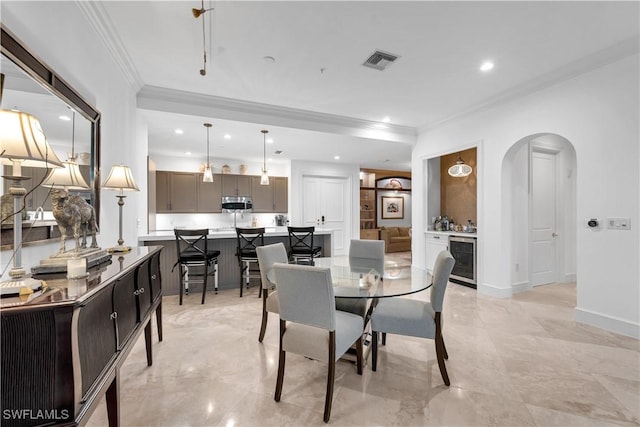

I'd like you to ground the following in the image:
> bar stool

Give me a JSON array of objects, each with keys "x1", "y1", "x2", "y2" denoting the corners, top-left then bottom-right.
[
  {"x1": 287, "y1": 226, "x2": 322, "y2": 265},
  {"x1": 173, "y1": 228, "x2": 220, "y2": 305},
  {"x1": 236, "y1": 227, "x2": 265, "y2": 297}
]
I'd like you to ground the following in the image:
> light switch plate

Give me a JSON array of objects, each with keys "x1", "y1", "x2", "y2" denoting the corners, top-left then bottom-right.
[{"x1": 606, "y1": 217, "x2": 631, "y2": 230}]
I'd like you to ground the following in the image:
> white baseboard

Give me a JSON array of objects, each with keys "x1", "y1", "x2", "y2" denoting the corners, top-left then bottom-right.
[
  {"x1": 564, "y1": 273, "x2": 576, "y2": 283},
  {"x1": 575, "y1": 307, "x2": 640, "y2": 339},
  {"x1": 512, "y1": 281, "x2": 531, "y2": 294},
  {"x1": 478, "y1": 282, "x2": 513, "y2": 298}
]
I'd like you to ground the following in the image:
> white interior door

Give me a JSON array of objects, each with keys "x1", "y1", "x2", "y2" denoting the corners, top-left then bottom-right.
[
  {"x1": 302, "y1": 175, "x2": 350, "y2": 255},
  {"x1": 530, "y1": 150, "x2": 557, "y2": 286}
]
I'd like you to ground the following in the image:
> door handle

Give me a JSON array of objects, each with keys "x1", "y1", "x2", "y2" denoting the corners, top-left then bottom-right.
[{"x1": 552, "y1": 232, "x2": 558, "y2": 237}]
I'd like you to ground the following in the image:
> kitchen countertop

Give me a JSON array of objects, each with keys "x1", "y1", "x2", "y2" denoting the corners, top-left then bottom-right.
[
  {"x1": 425, "y1": 230, "x2": 477, "y2": 238},
  {"x1": 138, "y1": 226, "x2": 335, "y2": 242}
]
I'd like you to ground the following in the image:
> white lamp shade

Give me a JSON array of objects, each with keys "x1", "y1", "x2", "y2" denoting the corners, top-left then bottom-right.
[
  {"x1": 448, "y1": 159, "x2": 473, "y2": 177},
  {"x1": 0, "y1": 109, "x2": 63, "y2": 168},
  {"x1": 102, "y1": 164, "x2": 140, "y2": 191},
  {"x1": 42, "y1": 158, "x2": 90, "y2": 190}
]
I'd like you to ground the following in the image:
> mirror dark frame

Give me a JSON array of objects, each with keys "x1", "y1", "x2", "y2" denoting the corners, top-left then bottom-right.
[{"x1": 1, "y1": 24, "x2": 101, "y2": 227}]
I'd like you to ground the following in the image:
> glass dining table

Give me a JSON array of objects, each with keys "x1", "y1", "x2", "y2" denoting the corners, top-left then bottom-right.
[
  {"x1": 267, "y1": 256, "x2": 432, "y2": 299},
  {"x1": 312, "y1": 257, "x2": 432, "y2": 299}
]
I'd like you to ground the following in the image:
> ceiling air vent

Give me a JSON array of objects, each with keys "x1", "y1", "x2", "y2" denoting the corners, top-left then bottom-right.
[{"x1": 362, "y1": 50, "x2": 399, "y2": 71}]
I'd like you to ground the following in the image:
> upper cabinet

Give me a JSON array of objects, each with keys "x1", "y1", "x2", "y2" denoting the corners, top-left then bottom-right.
[
  {"x1": 156, "y1": 171, "x2": 198, "y2": 213},
  {"x1": 197, "y1": 174, "x2": 222, "y2": 213},
  {"x1": 222, "y1": 174, "x2": 250, "y2": 196},
  {"x1": 156, "y1": 171, "x2": 287, "y2": 214}
]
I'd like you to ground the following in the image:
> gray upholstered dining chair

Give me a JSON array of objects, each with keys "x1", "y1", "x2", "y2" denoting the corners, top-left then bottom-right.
[
  {"x1": 335, "y1": 239, "x2": 385, "y2": 320},
  {"x1": 256, "y1": 242, "x2": 288, "y2": 342},
  {"x1": 370, "y1": 250, "x2": 455, "y2": 385},
  {"x1": 273, "y1": 263, "x2": 364, "y2": 423}
]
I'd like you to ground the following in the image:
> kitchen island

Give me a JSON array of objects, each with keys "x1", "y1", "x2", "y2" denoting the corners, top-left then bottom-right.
[{"x1": 138, "y1": 227, "x2": 333, "y2": 296}]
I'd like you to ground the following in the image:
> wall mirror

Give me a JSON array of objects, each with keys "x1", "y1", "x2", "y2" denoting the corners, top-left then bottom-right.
[{"x1": 1, "y1": 24, "x2": 101, "y2": 248}]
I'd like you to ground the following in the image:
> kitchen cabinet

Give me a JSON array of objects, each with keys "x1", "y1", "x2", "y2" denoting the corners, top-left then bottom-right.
[
  {"x1": 197, "y1": 173, "x2": 222, "y2": 212},
  {"x1": 425, "y1": 232, "x2": 449, "y2": 272},
  {"x1": 156, "y1": 171, "x2": 198, "y2": 212},
  {"x1": 273, "y1": 177, "x2": 288, "y2": 212},
  {"x1": 221, "y1": 174, "x2": 250, "y2": 196},
  {"x1": 250, "y1": 176, "x2": 288, "y2": 213},
  {"x1": 250, "y1": 176, "x2": 273, "y2": 213}
]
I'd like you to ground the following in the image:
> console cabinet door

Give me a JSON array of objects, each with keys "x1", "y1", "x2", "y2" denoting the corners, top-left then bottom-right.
[
  {"x1": 112, "y1": 269, "x2": 139, "y2": 349},
  {"x1": 149, "y1": 251, "x2": 162, "y2": 303},
  {"x1": 77, "y1": 284, "x2": 118, "y2": 397},
  {"x1": 135, "y1": 259, "x2": 152, "y2": 322}
]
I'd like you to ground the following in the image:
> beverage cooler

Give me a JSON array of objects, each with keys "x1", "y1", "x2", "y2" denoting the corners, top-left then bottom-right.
[{"x1": 448, "y1": 236, "x2": 477, "y2": 288}]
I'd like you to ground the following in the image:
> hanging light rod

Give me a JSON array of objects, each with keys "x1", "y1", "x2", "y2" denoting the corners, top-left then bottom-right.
[
  {"x1": 193, "y1": 0, "x2": 214, "y2": 76},
  {"x1": 203, "y1": 122, "x2": 213, "y2": 182}
]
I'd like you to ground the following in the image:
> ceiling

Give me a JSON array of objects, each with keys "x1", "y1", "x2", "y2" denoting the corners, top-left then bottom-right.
[{"x1": 6, "y1": 1, "x2": 640, "y2": 171}]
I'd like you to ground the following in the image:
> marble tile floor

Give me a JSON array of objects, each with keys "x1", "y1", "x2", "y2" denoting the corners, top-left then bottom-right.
[{"x1": 87, "y1": 254, "x2": 639, "y2": 426}]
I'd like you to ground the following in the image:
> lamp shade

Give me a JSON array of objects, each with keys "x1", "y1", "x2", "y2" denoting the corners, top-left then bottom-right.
[
  {"x1": 42, "y1": 157, "x2": 90, "y2": 190},
  {"x1": 447, "y1": 156, "x2": 472, "y2": 177},
  {"x1": 102, "y1": 164, "x2": 139, "y2": 192},
  {"x1": 0, "y1": 109, "x2": 63, "y2": 168}
]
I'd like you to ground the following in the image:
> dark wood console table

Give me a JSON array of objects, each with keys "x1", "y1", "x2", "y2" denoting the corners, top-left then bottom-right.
[{"x1": 0, "y1": 246, "x2": 163, "y2": 426}]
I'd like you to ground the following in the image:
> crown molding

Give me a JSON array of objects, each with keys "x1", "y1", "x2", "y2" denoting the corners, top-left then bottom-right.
[
  {"x1": 76, "y1": 0, "x2": 144, "y2": 91},
  {"x1": 419, "y1": 36, "x2": 640, "y2": 133},
  {"x1": 138, "y1": 85, "x2": 418, "y2": 144}
]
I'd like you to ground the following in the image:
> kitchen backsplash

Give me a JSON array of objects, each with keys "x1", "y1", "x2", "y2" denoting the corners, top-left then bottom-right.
[{"x1": 155, "y1": 212, "x2": 288, "y2": 231}]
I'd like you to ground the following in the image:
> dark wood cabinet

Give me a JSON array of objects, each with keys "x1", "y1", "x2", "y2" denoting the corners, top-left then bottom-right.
[
  {"x1": 1, "y1": 247, "x2": 163, "y2": 427},
  {"x1": 250, "y1": 176, "x2": 274, "y2": 213}
]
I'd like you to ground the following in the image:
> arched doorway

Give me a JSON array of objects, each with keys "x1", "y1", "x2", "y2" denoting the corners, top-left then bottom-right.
[{"x1": 502, "y1": 133, "x2": 577, "y2": 292}]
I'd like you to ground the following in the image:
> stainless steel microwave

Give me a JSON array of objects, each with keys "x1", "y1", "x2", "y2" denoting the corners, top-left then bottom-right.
[{"x1": 221, "y1": 196, "x2": 253, "y2": 212}]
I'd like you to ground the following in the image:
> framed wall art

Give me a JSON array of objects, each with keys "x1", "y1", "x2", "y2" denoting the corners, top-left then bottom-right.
[{"x1": 381, "y1": 196, "x2": 404, "y2": 219}]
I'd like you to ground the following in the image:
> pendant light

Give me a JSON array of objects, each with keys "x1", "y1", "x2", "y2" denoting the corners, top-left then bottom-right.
[
  {"x1": 192, "y1": 0, "x2": 214, "y2": 76},
  {"x1": 448, "y1": 153, "x2": 472, "y2": 177},
  {"x1": 260, "y1": 130, "x2": 270, "y2": 185},
  {"x1": 202, "y1": 122, "x2": 214, "y2": 182},
  {"x1": 42, "y1": 109, "x2": 90, "y2": 190}
]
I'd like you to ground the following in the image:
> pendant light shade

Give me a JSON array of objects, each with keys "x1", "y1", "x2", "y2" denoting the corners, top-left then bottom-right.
[
  {"x1": 448, "y1": 154, "x2": 472, "y2": 177},
  {"x1": 202, "y1": 122, "x2": 214, "y2": 182},
  {"x1": 43, "y1": 110, "x2": 90, "y2": 190},
  {"x1": 260, "y1": 129, "x2": 269, "y2": 186}
]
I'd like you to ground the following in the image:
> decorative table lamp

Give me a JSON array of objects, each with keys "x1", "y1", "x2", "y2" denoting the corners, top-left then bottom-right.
[
  {"x1": 0, "y1": 109, "x2": 63, "y2": 288},
  {"x1": 102, "y1": 164, "x2": 139, "y2": 253}
]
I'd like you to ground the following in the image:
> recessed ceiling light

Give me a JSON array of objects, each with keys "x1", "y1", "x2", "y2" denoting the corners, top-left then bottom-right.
[
  {"x1": 224, "y1": 133, "x2": 231, "y2": 139},
  {"x1": 382, "y1": 116, "x2": 391, "y2": 123},
  {"x1": 334, "y1": 155, "x2": 340, "y2": 160},
  {"x1": 185, "y1": 151, "x2": 192, "y2": 155},
  {"x1": 268, "y1": 158, "x2": 273, "y2": 162},
  {"x1": 59, "y1": 115, "x2": 71, "y2": 121},
  {"x1": 266, "y1": 138, "x2": 274, "y2": 144},
  {"x1": 480, "y1": 61, "x2": 494, "y2": 72},
  {"x1": 175, "y1": 129, "x2": 184, "y2": 135}
]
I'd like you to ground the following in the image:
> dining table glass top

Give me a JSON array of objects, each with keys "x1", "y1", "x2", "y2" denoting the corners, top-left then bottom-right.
[{"x1": 294, "y1": 257, "x2": 432, "y2": 299}]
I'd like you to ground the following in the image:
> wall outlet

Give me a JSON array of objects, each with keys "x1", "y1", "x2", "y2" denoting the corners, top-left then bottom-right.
[{"x1": 606, "y1": 217, "x2": 631, "y2": 230}]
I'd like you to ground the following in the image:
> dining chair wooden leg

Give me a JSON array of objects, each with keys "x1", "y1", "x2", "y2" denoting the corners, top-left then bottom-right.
[
  {"x1": 371, "y1": 330, "x2": 378, "y2": 372},
  {"x1": 275, "y1": 320, "x2": 287, "y2": 402},
  {"x1": 434, "y1": 313, "x2": 450, "y2": 386},
  {"x1": 258, "y1": 293, "x2": 268, "y2": 342},
  {"x1": 382, "y1": 332, "x2": 386, "y2": 346},
  {"x1": 324, "y1": 331, "x2": 336, "y2": 423},
  {"x1": 201, "y1": 262, "x2": 209, "y2": 304},
  {"x1": 442, "y1": 336, "x2": 449, "y2": 360},
  {"x1": 239, "y1": 264, "x2": 245, "y2": 297},
  {"x1": 355, "y1": 336, "x2": 363, "y2": 375}
]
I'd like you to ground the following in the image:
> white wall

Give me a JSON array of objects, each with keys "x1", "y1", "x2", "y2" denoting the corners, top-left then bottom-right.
[
  {"x1": 413, "y1": 54, "x2": 639, "y2": 338},
  {"x1": 1, "y1": 2, "x2": 141, "y2": 279}
]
